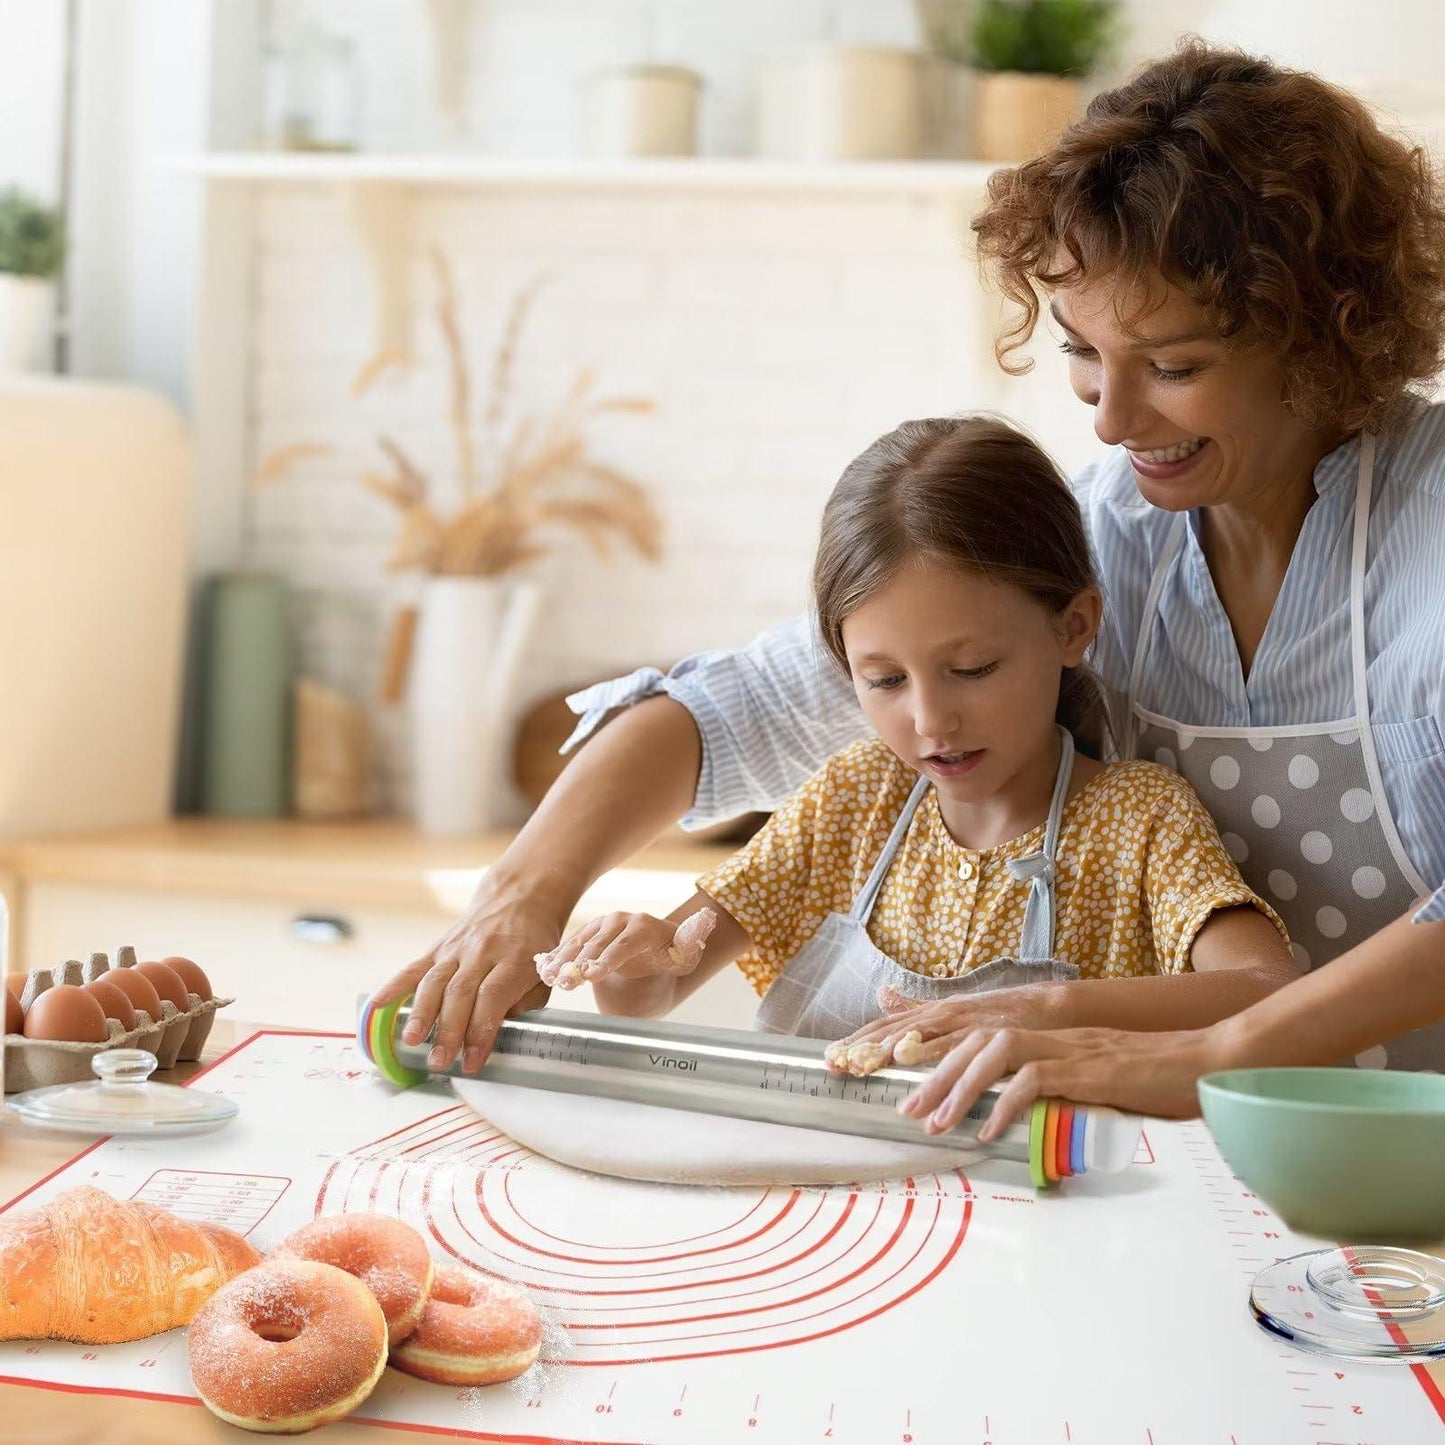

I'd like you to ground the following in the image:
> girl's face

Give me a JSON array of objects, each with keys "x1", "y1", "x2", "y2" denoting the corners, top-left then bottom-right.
[
  {"x1": 841, "y1": 555, "x2": 1098, "y2": 801},
  {"x1": 1052, "y1": 273, "x2": 1336, "y2": 513}
]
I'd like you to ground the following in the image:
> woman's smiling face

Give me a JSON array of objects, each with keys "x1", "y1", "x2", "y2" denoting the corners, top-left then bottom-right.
[{"x1": 1052, "y1": 273, "x2": 1337, "y2": 513}]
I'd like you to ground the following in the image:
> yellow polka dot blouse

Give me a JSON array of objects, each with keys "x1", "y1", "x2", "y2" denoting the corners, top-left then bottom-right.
[{"x1": 698, "y1": 738, "x2": 1286, "y2": 998}]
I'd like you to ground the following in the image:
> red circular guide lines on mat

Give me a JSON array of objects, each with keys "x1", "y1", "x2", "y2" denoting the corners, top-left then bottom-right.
[{"x1": 314, "y1": 1104, "x2": 973, "y2": 1365}]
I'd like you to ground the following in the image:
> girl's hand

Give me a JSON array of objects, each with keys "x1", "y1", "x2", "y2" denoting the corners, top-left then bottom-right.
[
  {"x1": 823, "y1": 983, "x2": 1067, "y2": 1075},
  {"x1": 896, "y1": 1024, "x2": 1225, "y2": 1141},
  {"x1": 535, "y1": 908, "x2": 719, "y2": 989}
]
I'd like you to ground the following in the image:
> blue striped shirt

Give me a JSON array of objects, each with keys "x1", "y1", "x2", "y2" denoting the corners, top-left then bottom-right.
[
  {"x1": 1418, "y1": 884, "x2": 1445, "y2": 923},
  {"x1": 568, "y1": 405, "x2": 1445, "y2": 911}
]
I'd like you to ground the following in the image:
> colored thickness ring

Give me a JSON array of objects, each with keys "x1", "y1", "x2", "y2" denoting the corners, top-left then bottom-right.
[
  {"x1": 1055, "y1": 1104, "x2": 1075, "y2": 1178},
  {"x1": 1042, "y1": 1100, "x2": 1061, "y2": 1185},
  {"x1": 355, "y1": 995, "x2": 378, "y2": 1064},
  {"x1": 1070, "y1": 1108, "x2": 1088, "y2": 1176},
  {"x1": 368, "y1": 996, "x2": 428, "y2": 1087},
  {"x1": 1029, "y1": 1100, "x2": 1050, "y2": 1189}
]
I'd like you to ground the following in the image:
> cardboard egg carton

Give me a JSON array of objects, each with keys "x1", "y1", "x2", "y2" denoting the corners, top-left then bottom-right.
[{"x1": 3, "y1": 946, "x2": 233, "y2": 1094}]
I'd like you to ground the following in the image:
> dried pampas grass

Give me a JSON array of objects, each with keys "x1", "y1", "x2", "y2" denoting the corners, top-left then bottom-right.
[
  {"x1": 253, "y1": 441, "x2": 334, "y2": 488},
  {"x1": 253, "y1": 249, "x2": 662, "y2": 582}
]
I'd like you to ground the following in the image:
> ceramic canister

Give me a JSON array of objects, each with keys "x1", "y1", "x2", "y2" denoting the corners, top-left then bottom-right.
[{"x1": 580, "y1": 65, "x2": 702, "y2": 158}]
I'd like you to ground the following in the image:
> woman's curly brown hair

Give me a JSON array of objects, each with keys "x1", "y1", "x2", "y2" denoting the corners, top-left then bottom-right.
[{"x1": 972, "y1": 39, "x2": 1445, "y2": 433}]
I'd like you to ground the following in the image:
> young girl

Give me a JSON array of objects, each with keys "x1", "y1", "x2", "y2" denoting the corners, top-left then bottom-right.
[{"x1": 534, "y1": 416, "x2": 1298, "y2": 1071}]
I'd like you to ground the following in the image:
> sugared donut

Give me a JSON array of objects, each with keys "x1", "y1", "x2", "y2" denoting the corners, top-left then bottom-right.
[
  {"x1": 389, "y1": 1260, "x2": 542, "y2": 1386},
  {"x1": 188, "y1": 1259, "x2": 387, "y2": 1434},
  {"x1": 275, "y1": 1213, "x2": 433, "y2": 1346}
]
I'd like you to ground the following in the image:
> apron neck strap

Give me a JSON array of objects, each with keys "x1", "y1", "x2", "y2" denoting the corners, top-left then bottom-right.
[
  {"x1": 1006, "y1": 726, "x2": 1075, "y2": 962},
  {"x1": 1343, "y1": 432, "x2": 1421, "y2": 892},
  {"x1": 1126, "y1": 511, "x2": 1188, "y2": 716},
  {"x1": 851, "y1": 773, "x2": 931, "y2": 922},
  {"x1": 1349, "y1": 431, "x2": 1377, "y2": 723}
]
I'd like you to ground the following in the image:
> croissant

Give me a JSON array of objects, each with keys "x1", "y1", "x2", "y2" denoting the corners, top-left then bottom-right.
[{"x1": 0, "y1": 1185, "x2": 261, "y2": 1343}]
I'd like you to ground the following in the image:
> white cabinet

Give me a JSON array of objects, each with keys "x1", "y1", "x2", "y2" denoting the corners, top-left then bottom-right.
[
  {"x1": 18, "y1": 879, "x2": 762, "y2": 1035},
  {"x1": 21, "y1": 881, "x2": 447, "y2": 1032}
]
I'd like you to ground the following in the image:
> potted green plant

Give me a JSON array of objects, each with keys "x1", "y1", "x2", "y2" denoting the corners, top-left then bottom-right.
[
  {"x1": 969, "y1": 0, "x2": 1117, "y2": 162},
  {"x1": 0, "y1": 189, "x2": 64, "y2": 372}
]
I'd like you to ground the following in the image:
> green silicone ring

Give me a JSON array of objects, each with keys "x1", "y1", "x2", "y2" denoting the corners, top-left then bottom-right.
[
  {"x1": 1029, "y1": 1099, "x2": 1051, "y2": 1190},
  {"x1": 369, "y1": 997, "x2": 428, "y2": 1087}
]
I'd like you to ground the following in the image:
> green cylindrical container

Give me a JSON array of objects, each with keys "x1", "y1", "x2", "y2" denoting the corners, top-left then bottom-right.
[{"x1": 198, "y1": 571, "x2": 294, "y2": 817}]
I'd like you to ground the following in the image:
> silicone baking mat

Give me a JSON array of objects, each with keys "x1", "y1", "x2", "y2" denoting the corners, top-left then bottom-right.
[{"x1": 2, "y1": 1029, "x2": 1442, "y2": 1443}]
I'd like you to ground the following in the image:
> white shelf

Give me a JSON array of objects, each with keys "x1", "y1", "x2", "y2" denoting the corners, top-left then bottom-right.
[{"x1": 172, "y1": 152, "x2": 999, "y2": 195}]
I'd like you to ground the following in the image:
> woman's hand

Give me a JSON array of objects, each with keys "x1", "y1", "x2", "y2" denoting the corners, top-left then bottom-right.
[
  {"x1": 369, "y1": 879, "x2": 564, "y2": 1074},
  {"x1": 535, "y1": 908, "x2": 719, "y2": 988},
  {"x1": 370, "y1": 691, "x2": 711, "y2": 1075},
  {"x1": 824, "y1": 983, "x2": 1068, "y2": 1075},
  {"x1": 896, "y1": 1025, "x2": 1228, "y2": 1141}
]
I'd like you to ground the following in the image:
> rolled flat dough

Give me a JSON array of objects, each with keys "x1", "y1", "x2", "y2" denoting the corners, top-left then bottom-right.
[{"x1": 451, "y1": 1078, "x2": 980, "y2": 1187}]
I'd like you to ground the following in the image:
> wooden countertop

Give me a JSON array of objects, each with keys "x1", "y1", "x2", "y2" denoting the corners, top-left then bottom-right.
[{"x1": 0, "y1": 818, "x2": 735, "y2": 916}]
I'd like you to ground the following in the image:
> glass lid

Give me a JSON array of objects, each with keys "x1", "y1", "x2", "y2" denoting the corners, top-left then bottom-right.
[
  {"x1": 1251, "y1": 1246, "x2": 1445, "y2": 1364},
  {"x1": 7, "y1": 1048, "x2": 239, "y2": 1136}
]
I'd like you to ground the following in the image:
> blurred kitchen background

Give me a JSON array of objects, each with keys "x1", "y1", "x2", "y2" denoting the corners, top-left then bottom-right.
[{"x1": 3, "y1": 0, "x2": 1444, "y2": 1029}]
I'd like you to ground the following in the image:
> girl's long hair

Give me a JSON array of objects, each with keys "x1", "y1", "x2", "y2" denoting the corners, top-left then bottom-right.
[{"x1": 813, "y1": 415, "x2": 1110, "y2": 758}]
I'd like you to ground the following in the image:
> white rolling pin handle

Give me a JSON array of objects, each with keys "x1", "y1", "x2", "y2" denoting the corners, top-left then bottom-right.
[{"x1": 1082, "y1": 1106, "x2": 1142, "y2": 1174}]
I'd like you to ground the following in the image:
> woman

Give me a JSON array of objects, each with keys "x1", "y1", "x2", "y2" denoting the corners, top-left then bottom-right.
[
  {"x1": 372, "y1": 42, "x2": 1445, "y2": 1099},
  {"x1": 895, "y1": 893, "x2": 1445, "y2": 1138}
]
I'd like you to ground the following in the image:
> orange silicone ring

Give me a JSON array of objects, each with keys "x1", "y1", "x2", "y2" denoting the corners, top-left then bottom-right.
[{"x1": 1042, "y1": 1100, "x2": 1061, "y2": 1184}]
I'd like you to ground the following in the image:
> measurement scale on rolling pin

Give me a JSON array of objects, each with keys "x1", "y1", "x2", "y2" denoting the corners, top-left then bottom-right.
[{"x1": 356, "y1": 997, "x2": 1141, "y2": 1187}]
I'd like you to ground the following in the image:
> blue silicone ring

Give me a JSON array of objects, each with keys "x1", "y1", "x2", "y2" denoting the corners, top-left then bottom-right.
[{"x1": 1071, "y1": 1108, "x2": 1088, "y2": 1175}]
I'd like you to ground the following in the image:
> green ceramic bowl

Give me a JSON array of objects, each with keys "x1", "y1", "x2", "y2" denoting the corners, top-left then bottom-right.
[{"x1": 1198, "y1": 1068, "x2": 1445, "y2": 1243}]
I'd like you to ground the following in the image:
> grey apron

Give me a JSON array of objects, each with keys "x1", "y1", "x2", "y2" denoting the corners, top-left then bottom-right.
[
  {"x1": 755, "y1": 727, "x2": 1081, "y2": 1040},
  {"x1": 1128, "y1": 431, "x2": 1442, "y2": 1070}
]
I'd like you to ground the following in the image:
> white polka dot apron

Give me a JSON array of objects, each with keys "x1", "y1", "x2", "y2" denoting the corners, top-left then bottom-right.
[
  {"x1": 754, "y1": 728, "x2": 1081, "y2": 1040},
  {"x1": 1127, "y1": 432, "x2": 1439, "y2": 1070}
]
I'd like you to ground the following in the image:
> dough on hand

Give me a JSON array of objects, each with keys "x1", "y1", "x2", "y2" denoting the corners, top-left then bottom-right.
[
  {"x1": 452, "y1": 1078, "x2": 979, "y2": 1187},
  {"x1": 892, "y1": 1030, "x2": 929, "y2": 1066}
]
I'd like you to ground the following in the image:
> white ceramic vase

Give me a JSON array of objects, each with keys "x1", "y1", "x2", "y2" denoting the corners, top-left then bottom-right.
[
  {"x1": 0, "y1": 274, "x2": 54, "y2": 373},
  {"x1": 409, "y1": 576, "x2": 545, "y2": 836}
]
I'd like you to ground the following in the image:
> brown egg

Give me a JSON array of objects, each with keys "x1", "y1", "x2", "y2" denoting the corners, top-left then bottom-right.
[
  {"x1": 23, "y1": 985, "x2": 108, "y2": 1043},
  {"x1": 4, "y1": 987, "x2": 21, "y2": 1034},
  {"x1": 81, "y1": 977, "x2": 137, "y2": 1031},
  {"x1": 106, "y1": 965, "x2": 163, "y2": 1020},
  {"x1": 135, "y1": 961, "x2": 189, "y2": 1013},
  {"x1": 159, "y1": 955, "x2": 212, "y2": 1002}
]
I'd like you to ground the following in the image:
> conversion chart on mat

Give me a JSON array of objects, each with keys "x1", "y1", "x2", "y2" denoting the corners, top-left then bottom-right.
[{"x1": 1, "y1": 1030, "x2": 1442, "y2": 1444}]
